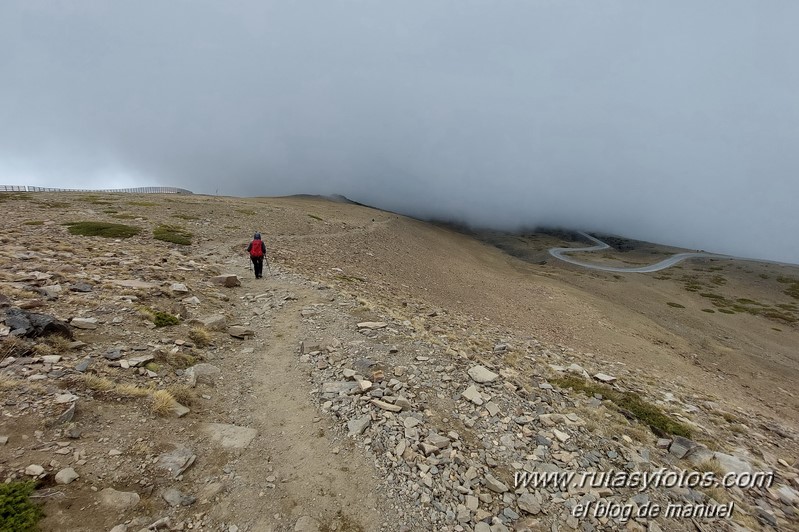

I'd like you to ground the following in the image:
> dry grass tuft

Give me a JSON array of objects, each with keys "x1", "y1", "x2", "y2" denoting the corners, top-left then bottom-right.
[
  {"x1": 31, "y1": 343, "x2": 55, "y2": 357},
  {"x1": 150, "y1": 389, "x2": 177, "y2": 416},
  {"x1": 114, "y1": 383, "x2": 152, "y2": 398},
  {"x1": 43, "y1": 335, "x2": 72, "y2": 352},
  {"x1": 1, "y1": 336, "x2": 31, "y2": 361},
  {"x1": 188, "y1": 327, "x2": 211, "y2": 348},
  {"x1": 167, "y1": 384, "x2": 194, "y2": 406},
  {"x1": 82, "y1": 374, "x2": 114, "y2": 392},
  {"x1": 0, "y1": 374, "x2": 20, "y2": 391}
]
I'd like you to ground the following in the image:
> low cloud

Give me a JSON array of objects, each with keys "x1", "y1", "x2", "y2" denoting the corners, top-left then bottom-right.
[{"x1": 1, "y1": 1, "x2": 797, "y2": 262}]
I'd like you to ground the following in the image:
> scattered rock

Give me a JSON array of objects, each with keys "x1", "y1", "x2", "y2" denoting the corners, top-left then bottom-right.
[
  {"x1": 200, "y1": 314, "x2": 227, "y2": 331},
  {"x1": 3, "y1": 308, "x2": 73, "y2": 338},
  {"x1": 669, "y1": 436, "x2": 697, "y2": 459},
  {"x1": 54, "y1": 403, "x2": 76, "y2": 425},
  {"x1": 357, "y1": 321, "x2": 387, "y2": 330},
  {"x1": 462, "y1": 385, "x2": 484, "y2": 405},
  {"x1": 185, "y1": 363, "x2": 221, "y2": 386},
  {"x1": 70, "y1": 317, "x2": 98, "y2": 330},
  {"x1": 127, "y1": 354, "x2": 154, "y2": 367},
  {"x1": 170, "y1": 283, "x2": 189, "y2": 293},
  {"x1": 484, "y1": 473, "x2": 509, "y2": 493},
  {"x1": 228, "y1": 326, "x2": 255, "y2": 339},
  {"x1": 211, "y1": 274, "x2": 241, "y2": 288},
  {"x1": 468, "y1": 365, "x2": 499, "y2": 383},
  {"x1": 347, "y1": 416, "x2": 371, "y2": 436},
  {"x1": 111, "y1": 280, "x2": 156, "y2": 290},
  {"x1": 55, "y1": 467, "x2": 79, "y2": 485},
  {"x1": 371, "y1": 399, "x2": 402, "y2": 412},
  {"x1": 69, "y1": 283, "x2": 93, "y2": 293},
  {"x1": 156, "y1": 446, "x2": 196, "y2": 478},
  {"x1": 517, "y1": 492, "x2": 541, "y2": 514},
  {"x1": 98, "y1": 488, "x2": 140, "y2": 511},
  {"x1": 162, "y1": 487, "x2": 196, "y2": 507},
  {"x1": 201, "y1": 423, "x2": 257, "y2": 449},
  {"x1": 593, "y1": 373, "x2": 617, "y2": 383},
  {"x1": 25, "y1": 464, "x2": 44, "y2": 476}
]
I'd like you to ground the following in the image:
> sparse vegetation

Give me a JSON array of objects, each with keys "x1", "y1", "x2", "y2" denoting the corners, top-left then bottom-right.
[
  {"x1": 23, "y1": 220, "x2": 44, "y2": 226},
  {"x1": 114, "y1": 383, "x2": 152, "y2": 398},
  {"x1": 150, "y1": 389, "x2": 177, "y2": 416},
  {"x1": 308, "y1": 214, "x2": 324, "y2": 221},
  {"x1": 128, "y1": 200, "x2": 158, "y2": 207},
  {"x1": 0, "y1": 481, "x2": 43, "y2": 531},
  {"x1": 1, "y1": 336, "x2": 31, "y2": 362},
  {"x1": 172, "y1": 213, "x2": 198, "y2": 220},
  {"x1": 666, "y1": 302, "x2": 685, "y2": 309},
  {"x1": 65, "y1": 221, "x2": 141, "y2": 238},
  {"x1": 168, "y1": 384, "x2": 194, "y2": 406},
  {"x1": 82, "y1": 374, "x2": 114, "y2": 391},
  {"x1": 153, "y1": 224, "x2": 192, "y2": 245},
  {"x1": 236, "y1": 208, "x2": 256, "y2": 215},
  {"x1": 701, "y1": 308, "x2": 715, "y2": 313},
  {"x1": 552, "y1": 375, "x2": 692, "y2": 437},
  {"x1": 151, "y1": 309, "x2": 180, "y2": 328},
  {"x1": 188, "y1": 327, "x2": 211, "y2": 347}
]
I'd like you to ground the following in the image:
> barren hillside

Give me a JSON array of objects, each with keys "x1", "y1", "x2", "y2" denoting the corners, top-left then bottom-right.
[{"x1": 1, "y1": 192, "x2": 797, "y2": 532}]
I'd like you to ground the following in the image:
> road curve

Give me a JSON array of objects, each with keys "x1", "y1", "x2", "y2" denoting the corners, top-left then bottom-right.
[{"x1": 548, "y1": 232, "x2": 729, "y2": 273}]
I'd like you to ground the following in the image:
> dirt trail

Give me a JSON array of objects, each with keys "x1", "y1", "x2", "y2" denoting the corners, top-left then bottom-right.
[{"x1": 203, "y1": 257, "x2": 387, "y2": 531}]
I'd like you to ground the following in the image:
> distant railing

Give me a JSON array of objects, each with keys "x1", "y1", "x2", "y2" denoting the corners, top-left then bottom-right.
[{"x1": 0, "y1": 185, "x2": 193, "y2": 194}]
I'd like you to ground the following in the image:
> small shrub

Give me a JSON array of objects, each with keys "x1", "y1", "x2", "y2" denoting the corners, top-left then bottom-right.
[
  {"x1": 152, "y1": 310, "x2": 179, "y2": 328},
  {"x1": 718, "y1": 308, "x2": 735, "y2": 314},
  {"x1": 666, "y1": 302, "x2": 685, "y2": 309},
  {"x1": 23, "y1": 220, "x2": 44, "y2": 226},
  {"x1": 153, "y1": 224, "x2": 192, "y2": 245},
  {"x1": 0, "y1": 481, "x2": 43, "y2": 531},
  {"x1": 188, "y1": 327, "x2": 211, "y2": 347},
  {"x1": 701, "y1": 309, "x2": 716, "y2": 313},
  {"x1": 552, "y1": 375, "x2": 692, "y2": 437},
  {"x1": 308, "y1": 214, "x2": 324, "y2": 221},
  {"x1": 65, "y1": 221, "x2": 141, "y2": 238},
  {"x1": 150, "y1": 389, "x2": 177, "y2": 416}
]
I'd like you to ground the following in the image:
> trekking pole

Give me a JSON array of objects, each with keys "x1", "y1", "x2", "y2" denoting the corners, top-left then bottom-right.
[{"x1": 264, "y1": 253, "x2": 272, "y2": 275}]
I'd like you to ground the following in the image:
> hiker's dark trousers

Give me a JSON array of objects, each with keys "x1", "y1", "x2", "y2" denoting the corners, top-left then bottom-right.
[{"x1": 251, "y1": 257, "x2": 264, "y2": 278}]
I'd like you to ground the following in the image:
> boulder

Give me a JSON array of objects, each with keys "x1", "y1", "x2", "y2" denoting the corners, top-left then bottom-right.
[
  {"x1": 98, "y1": 488, "x2": 140, "y2": 511},
  {"x1": 211, "y1": 274, "x2": 241, "y2": 288},
  {"x1": 3, "y1": 308, "x2": 73, "y2": 339},
  {"x1": 228, "y1": 326, "x2": 254, "y2": 339},
  {"x1": 55, "y1": 467, "x2": 80, "y2": 485},
  {"x1": 201, "y1": 423, "x2": 257, "y2": 449},
  {"x1": 200, "y1": 314, "x2": 227, "y2": 331},
  {"x1": 356, "y1": 321, "x2": 387, "y2": 330},
  {"x1": 185, "y1": 363, "x2": 221, "y2": 386},
  {"x1": 70, "y1": 317, "x2": 98, "y2": 330},
  {"x1": 468, "y1": 365, "x2": 499, "y2": 383}
]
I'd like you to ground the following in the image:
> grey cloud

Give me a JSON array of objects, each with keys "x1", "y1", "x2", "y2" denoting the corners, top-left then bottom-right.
[{"x1": 1, "y1": 1, "x2": 798, "y2": 262}]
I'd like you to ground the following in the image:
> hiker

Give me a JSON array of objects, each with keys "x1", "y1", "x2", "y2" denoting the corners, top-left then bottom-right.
[{"x1": 246, "y1": 232, "x2": 267, "y2": 279}]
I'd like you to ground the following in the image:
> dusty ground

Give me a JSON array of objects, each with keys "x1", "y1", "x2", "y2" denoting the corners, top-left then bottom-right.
[{"x1": 1, "y1": 191, "x2": 798, "y2": 531}]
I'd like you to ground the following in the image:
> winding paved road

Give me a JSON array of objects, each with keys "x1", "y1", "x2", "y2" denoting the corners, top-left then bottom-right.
[{"x1": 548, "y1": 232, "x2": 729, "y2": 273}]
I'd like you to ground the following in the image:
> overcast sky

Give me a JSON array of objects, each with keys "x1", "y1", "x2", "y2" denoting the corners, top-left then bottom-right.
[{"x1": 1, "y1": 1, "x2": 798, "y2": 263}]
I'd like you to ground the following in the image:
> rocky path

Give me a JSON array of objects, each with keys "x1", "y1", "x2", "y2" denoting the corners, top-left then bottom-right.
[{"x1": 202, "y1": 259, "x2": 390, "y2": 531}]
